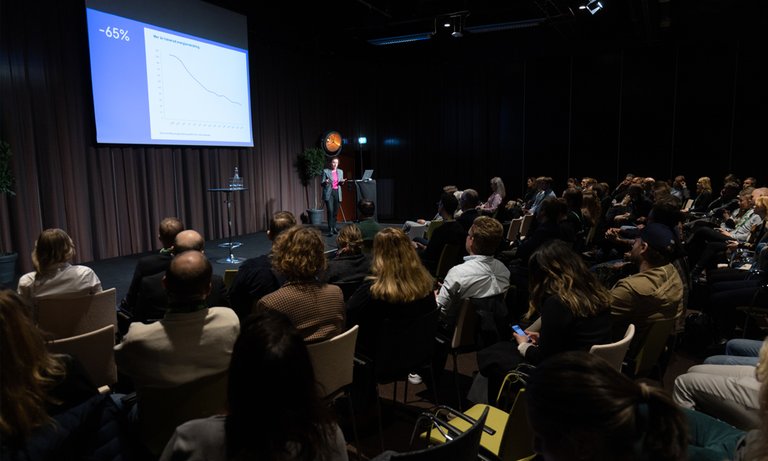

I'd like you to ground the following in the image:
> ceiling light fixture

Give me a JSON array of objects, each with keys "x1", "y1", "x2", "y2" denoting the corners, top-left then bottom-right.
[{"x1": 579, "y1": 0, "x2": 604, "y2": 15}]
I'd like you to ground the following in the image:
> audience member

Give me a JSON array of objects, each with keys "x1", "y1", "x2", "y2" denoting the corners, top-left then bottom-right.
[
  {"x1": 671, "y1": 175, "x2": 691, "y2": 203},
  {"x1": 477, "y1": 240, "x2": 613, "y2": 400},
  {"x1": 610, "y1": 223, "x2": 684, "y2": 358},
  {"x1": 17, "y1": 228, "x2": 102, "y2": 308},
  {"x1": 356, "y1": 199, "x2": 381, "y2": 242},
  {"x1": 0, "y1": 290, "x2": 135, "y2": 460},
  {"x1": 456, "y1": 189, "x2": 480, "y2": 233},
  {"x1": 526, "y1": 176, "x2": 556, "y2": 215},
  {"x1": 321, "y1": 224, "x2": 370, "y2": 293},
  {"x1": 416, "y1": 192, "x2": 466, "y2": 274},
  {"x1": 690, "y1": 176, "x2": 714, "y2": 213},
  {"x1": 122, "y1": 217, "x2": 183, "y2": 311},
  {"x1": 347, "y1": 227, "x2": 436, "y2": 357},
  {"x1": 133, "y1": 230, "x2": 228, "y2": 323},
  {"x1": 733, "y1": 338, "x2": 768, "y2": 460},
  {"x1": 255, "y1": 226, "x2": 345, "y2": 343},
  {"x1": 673, "y1": 337, "x2": 767, "y2": 430},
  {"x1": 228, "y1": 210, "x2": 295, "y2": 320},
  {"x1": 159, "y1": 310, "x2": 348, "y2": 461},
  {"x1": 478, "y1": 177, "x2": 506, "y2": 215},
  {"x1": 436, "y1": 216, "x2": 509, "y2": 326},
  {"x1": 115, "y1": 251, "x2": 240, "y2": 389},
  {"x1": 526, "y1": 351, "x2": 688, "y2": 461}
]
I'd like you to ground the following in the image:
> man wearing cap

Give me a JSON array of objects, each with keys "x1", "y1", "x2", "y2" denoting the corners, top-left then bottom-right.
[{"x1": 610, "y1": 222, "x2": 684, "y2": 358}]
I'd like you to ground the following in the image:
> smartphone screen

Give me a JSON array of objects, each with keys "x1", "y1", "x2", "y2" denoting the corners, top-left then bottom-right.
[{"x1": 511, "y1": 324, "x2": 527, "y2": 337}]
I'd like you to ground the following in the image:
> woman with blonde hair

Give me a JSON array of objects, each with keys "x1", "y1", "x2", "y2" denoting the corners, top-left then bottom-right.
[
  {"x1": 0, "y1": 290, "x2": 96, "y2": 444},
  {"x1": 256, "y1": 226, "x2": 345, "y2": 343},
  {"x1": 478, "y1": 177, "x2": 506, "y2": 215},
  {"x1": 691, "y1": 176, "x2": 714, "y2": 213},
  {"x1": 346, "y1": 227, "x2": 436, "y2": 355},
  {"x1": 17, "y1": 228, "x2": 101, "y2": 306}
]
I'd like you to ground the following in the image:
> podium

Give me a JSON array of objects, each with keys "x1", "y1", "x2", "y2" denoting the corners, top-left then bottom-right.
[
  {"x1": 353, "y1": 180, "x2": 377, "y2": 221},
  {"x1": 208, "y1": 187, "x2": 248, "y2": 264}
]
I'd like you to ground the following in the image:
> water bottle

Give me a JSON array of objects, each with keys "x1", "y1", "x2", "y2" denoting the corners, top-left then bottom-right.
[{"x1": 231, "y1": 166, "x2": 241, "y2": 189}]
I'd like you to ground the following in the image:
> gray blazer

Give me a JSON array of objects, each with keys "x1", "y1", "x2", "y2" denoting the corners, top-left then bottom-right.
[{"x1": 322, "y1": 168, "x2": 344, "y2": 202}]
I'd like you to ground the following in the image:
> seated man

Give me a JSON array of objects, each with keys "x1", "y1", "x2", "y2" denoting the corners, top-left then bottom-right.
[
  {"x1": 227, "y1": 211, "x2": 296, "y2": 320},
  {"x1": 121, "y1": 217, "x2": 183, "y2": 311},
  {"x1": 610, "y1": 223, "x2": 684, "y2": 359},
  {"x1": 456, "y1": 189, "x2": 480, "y2": 233},
  {"x1": 115, "y1": 250, "x2": 240, "y2": 390},
  {"x1": 133, "y1": 230, "x2": 227, "y2": 323},
  {"x1": 416, "y1": 192, "x2": 466, "y2": 275},
  {"x1": 356, "y1": 199, "x2": 381, "y2": 242}
]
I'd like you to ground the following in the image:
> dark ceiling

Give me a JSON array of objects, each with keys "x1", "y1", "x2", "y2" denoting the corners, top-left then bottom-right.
[{"x1": 209, "y1": 0, "x2": 760, "y2": 55}]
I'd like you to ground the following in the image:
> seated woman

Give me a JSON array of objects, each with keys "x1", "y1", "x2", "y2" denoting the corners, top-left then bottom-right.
[
  {"x1": 255, "y1": 226, "x2": 345, "y2": 343},
  {"x1": 526, "y1": 351, "x2": 689, "y2": 461},
  {"x1": 0, "y1": 289, "x2": 103, "y2": 458},
  {"x1": 346, "y1": 227, "x2": 436, "y2": 357},
  {"x1": 321, "y1": 224, "x2": 370, "y2": 299},
  {"x1": 17, "y1": 228, "x2": 102, "y2": 307},
  {"x1": 477, "y1": 240, "x2": 613, "y2": 399},
  {"x1": 478, "y1": 177, "x2": 506, "y2": 216},
  {"x1": 160, "y1": 310, "x2": 349, "y2": 461}
]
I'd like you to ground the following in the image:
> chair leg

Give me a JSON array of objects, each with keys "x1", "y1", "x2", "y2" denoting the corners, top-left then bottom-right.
[
  {"x1": 452, "y1": 351, "x2": 462, "y2": 411},
  {"x1": 375, "y1": 384, "x2": 385, "y2": 452},
  {"x1": 345, "y1": 390, "x2": 362, "y2": 461},
  {"x1": 429, "y1": 365, "x2": 439, "y2": 406}
]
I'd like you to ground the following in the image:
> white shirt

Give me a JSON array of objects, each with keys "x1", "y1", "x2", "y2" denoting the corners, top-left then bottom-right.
[
  {"x1": 17, "y1": 262, "x2": 102, "y2": 306},
  {"x1": 437, "y1": 255, "x2": 510, "y2": 323}
]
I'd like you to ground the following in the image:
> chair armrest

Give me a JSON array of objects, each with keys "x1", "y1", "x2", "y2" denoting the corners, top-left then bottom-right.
[{"x1": 431, "y1": 405, "x2": 496, "y2": 436}]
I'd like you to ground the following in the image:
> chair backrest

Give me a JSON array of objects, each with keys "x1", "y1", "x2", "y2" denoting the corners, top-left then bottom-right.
[
  {"x1": 590, "y1": 324, "x2": 636, "y2": 372},
  {"x1": 138, "y1": 372, "x2": 228, "y2": 455},
  {"x1": 387, "y1": 407, "x2": 488, "y2": 461},
  {"x1": 451, "y1": 299, "x2": 477, "y2": 350},
  {"x1": 633, "y1": 317, "x2": 677, "y2": 378},
  {"x1": 37, "y1": 288, "x2": 117, "y2": 340},
  {"x1": 407, "y1": 224, "x2": 427, "y2": 240},
  {"x1": 223, "y1": 269, "x2": 238, "y2": 289},
  {"x1": 47, "y1": 324, "x2": 117, "y2": 389},
  {"x1": 426, "y1": 220, "x2": 444, "y2": 241},
  {"x1": 506, "y1": 218, "x2": 523, "y2": 242},
  {"x1": 435, "y1": 244, "x2": 462, "y2": 281},
  {"x1": 307, "y1": 325, "x2": 359, "y2": 399},
  {"x1": 373, "y1": 309, "x2": 440, "y2": 383},
  {"x1": 499, "y1": 388, "x2": 534, "y2": 461},
  {"x1": 519, "y1": 214, "x2": 535, "y2": 238},
  {"x1": 682, "y1": 198, "x2": 694, "y2": 212},
  {"x1": 332, "y1": 280, "x2": 364, "y2": 302}
]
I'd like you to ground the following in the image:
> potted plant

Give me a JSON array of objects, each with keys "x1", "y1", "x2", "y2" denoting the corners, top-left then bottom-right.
[
  {"x1": 0, "y1": 140, "x2": 17, "y2": 286},
  {"x1": 295, "y1": 147, "x2": 326, "y2": 226}
]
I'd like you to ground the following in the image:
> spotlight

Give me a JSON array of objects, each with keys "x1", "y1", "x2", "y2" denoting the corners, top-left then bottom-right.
[
  {"x1": 357, "y1": 136, "x2": 367, "y2": 145},
  {"x1": 580, "y1": 0, "x2": 604, "y2": 15}
]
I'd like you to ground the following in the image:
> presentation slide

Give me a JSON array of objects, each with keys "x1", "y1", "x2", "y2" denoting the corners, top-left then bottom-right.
[{"x1": 85, "y1": 3, "x2": 253, "y2": 147}]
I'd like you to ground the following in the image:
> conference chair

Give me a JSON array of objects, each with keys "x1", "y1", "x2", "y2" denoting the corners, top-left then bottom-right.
[
  {"x1": 307, "y1": 325, "x2": 361, "y2": 459},
  {"x1": 434, "y1": 244, "x2": 462, "y2": 281},
  {"x1": 590, "y1": 324, "x2": 635, "y2": 372},
  {"x1": 630, "y1": 316, "x2": 679, "y2": 379},
  {"x1": 518, "y1": 214, "x2": 534, "y2": 239},
  {"x1": 369, "y1": 407, "x2": 488, "y2": 461},
  {"x1": 46, "y1": 324, "x2": 117, "y2": 392},
  {"x1": 425, "y1": 220, "x2": 444, "y2": 241},
  {"x1": 138, "y1": 371, "x2": 228, "y2": 455},
  {"x1": 506, "y1": 217, "x2": 523, "y2": 243},
  {"x1": 443, "y1": 299, "x2": 478, "y2": 410},
  {"x1": 36, "y1": 288, "x2": 117, "y2": 340}
]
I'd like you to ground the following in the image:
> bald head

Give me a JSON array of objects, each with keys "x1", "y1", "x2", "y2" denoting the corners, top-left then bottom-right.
[
  {"x1": 163, "y1": 250, "x2": 212, "y2": 302},
  {"x1": 174, "y1": 230, "x2": 205, "y2": 254}
]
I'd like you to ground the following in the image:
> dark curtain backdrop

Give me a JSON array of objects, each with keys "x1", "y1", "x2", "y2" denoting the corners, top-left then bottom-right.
[{"x1": 2, "y1": 2, "x2": 767, "y2": 274}]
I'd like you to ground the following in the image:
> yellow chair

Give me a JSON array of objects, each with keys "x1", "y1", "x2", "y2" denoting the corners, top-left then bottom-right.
[
  {"x1": 421, "y1": 370, "x2": 534, "y2": 461},
  {"x1": 632, "y1": 316, "x2": 678, "y2": 379},
  {"x1": 223, "y1": 269, "x2": 238, "y2": 290},
  {"x1": 426, "y1": 220, "x2": 445, "y2": 241},
  {"x1": 36, "y1": 288, "x2": 117, "y2": 340}
]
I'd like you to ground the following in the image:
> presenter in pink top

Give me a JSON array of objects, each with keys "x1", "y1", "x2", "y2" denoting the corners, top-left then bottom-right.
[{"x1": 322, "y1": 157, "x2": 346, "y2": 236}]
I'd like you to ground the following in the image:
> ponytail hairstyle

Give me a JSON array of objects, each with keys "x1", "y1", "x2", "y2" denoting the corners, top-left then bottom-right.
[{"x1": 526, "y1": 351, "x2": 687, "y2": 461}]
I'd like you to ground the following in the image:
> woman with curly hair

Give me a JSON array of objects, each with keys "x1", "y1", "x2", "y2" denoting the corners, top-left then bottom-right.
[
  {"x1": 17, "y1": 228, "x2": 101, "y2": 307},
  {"x1": 526, "y1": 351, "x2": 688, "y2": 461},
  {"x1": 478, "y1": 177, "x2": 506, "y2": 215},
  {"x1": 255, "y1": 226, "x2": 344, "y2": 343},
  {"x1": 346, "y1": 227, "x2": 436, "y2": 356}
]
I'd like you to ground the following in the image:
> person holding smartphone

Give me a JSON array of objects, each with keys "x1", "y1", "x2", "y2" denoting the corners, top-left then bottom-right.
[{"x1": 477, "y1": 240, "x2": 614, "y2": 399}]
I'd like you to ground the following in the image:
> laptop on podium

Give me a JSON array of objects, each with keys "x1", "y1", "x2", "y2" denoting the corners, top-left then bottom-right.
[{"x1": 361, "y1": 169, "x2": 374, "y2": 181}]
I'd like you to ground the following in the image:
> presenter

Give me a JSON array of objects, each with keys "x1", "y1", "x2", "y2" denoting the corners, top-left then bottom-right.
[{"x1": 322, "y1": 157, "x2": 346, "y2": 236}]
